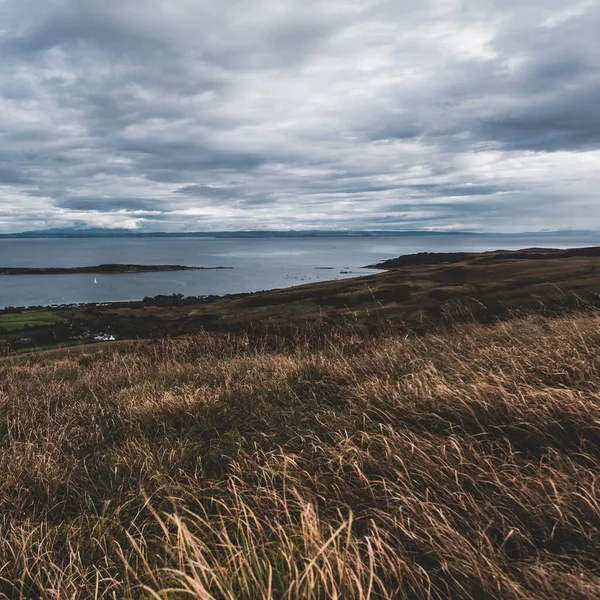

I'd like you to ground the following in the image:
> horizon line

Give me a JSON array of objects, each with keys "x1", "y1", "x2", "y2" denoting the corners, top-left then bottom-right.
[{"x1": 2, "y1": 228, "x2": 599, "y2": 237}]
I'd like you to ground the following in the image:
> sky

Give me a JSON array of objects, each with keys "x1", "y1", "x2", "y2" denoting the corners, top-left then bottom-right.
[{"x1": 0, "y1": 0, "x2": 599, "y2": 233}]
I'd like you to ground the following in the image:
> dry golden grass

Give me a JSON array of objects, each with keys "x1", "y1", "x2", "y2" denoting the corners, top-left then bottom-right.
[{"x1": 1, "y1": 314, "x2": 600, "y2": 598}]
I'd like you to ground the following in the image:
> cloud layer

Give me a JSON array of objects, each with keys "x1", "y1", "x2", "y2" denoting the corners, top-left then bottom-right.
[{"x1": 1, "y1": 0, "x2": 599, "y2": 232}]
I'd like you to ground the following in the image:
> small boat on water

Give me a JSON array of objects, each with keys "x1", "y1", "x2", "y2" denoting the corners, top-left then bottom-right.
[{"x1": 94, "y1": 277, "x2": 98, "y2": 284}]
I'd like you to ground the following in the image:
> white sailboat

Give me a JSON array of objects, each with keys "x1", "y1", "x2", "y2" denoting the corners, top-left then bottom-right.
[{"x1": 94, "y1": 277, "x2": 98, "y2": 284}]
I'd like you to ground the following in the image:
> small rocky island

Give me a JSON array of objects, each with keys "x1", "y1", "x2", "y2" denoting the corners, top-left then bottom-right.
[{"x1": 0, "y1": 264, "x2": 233, "y2": 275}]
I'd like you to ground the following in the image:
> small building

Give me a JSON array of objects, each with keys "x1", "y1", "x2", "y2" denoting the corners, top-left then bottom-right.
[{"x1": 93, "y1": 334, "x2": 116, "y2": 342}]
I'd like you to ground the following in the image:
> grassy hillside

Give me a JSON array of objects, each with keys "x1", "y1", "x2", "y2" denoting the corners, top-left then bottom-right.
[
  {"x1": 60, "y1": 247, "x2": 600, "y2": 334},
  {"x1": 4, "y1": 247, "x2": 600, "y2": 350},
  {"x1": 1, "y1": 313, "x2": 600, "y2": 598}
]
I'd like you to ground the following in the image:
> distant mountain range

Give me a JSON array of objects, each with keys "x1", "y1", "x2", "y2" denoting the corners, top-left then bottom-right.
[
  {"x1": 0, "y1": 227, "x2": 597, "y2": 239},
  {"x1": 0, "y1": 227, "x2": 481, "y2": 238}
]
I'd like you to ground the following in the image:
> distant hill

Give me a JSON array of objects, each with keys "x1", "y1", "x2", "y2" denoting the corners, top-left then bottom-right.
[
  {"x1": 0, "y1": 228, "x2": 482, "y2": 239},
  {"x1": 0, "y1": 227, "x2": 139, "y2": 238},
  {"x1": 2, "y1": 227, "x2": 597, "y2": 239}
]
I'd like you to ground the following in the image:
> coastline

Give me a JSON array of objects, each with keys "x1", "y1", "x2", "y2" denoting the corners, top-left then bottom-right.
[
  {"x1": 2, "y1": 246, "x2": 600, "y2": 355},
  {"x1": 2, "y1": 245, "x2": 600, "y2": 313}
]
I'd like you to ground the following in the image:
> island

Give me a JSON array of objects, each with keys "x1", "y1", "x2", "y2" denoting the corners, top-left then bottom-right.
[{"x1": 0, "y1": 264, "x2": 233, "y2": 275}]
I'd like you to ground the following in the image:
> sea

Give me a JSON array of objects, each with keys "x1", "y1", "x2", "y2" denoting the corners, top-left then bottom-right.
[{"x1": 0, "y1": 233, "x2": 598, "y2": 309}]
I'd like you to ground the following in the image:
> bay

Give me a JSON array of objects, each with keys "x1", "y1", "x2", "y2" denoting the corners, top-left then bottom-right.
[{"x1": 0, "y1": 233, "x2": 598, "y2": 309}]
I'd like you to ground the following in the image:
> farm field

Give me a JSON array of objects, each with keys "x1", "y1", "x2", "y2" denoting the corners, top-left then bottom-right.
[{"x1": 0, "y1": 311, "x2": 64, "y2": 332}]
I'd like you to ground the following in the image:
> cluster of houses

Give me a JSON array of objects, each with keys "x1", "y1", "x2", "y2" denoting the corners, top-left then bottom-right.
[
  {"x1": 3, "y1": 332, "x2": 116, "y2": 351},
  {"x1": 93, "y1": 333, "x2": 116, "y2": 342}
]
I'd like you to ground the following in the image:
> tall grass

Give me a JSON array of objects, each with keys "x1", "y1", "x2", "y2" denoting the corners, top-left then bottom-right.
[{"x1": 1, "y1": 314, "x2": 600, "y2": 598}]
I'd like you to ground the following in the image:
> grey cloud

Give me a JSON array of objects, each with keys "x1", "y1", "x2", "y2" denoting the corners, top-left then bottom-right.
[
  {"x1": 307, "y1": 183, "x2": 510, "y2": 198},
  {"x1": 477, "y1": 81, "x2": 600, "y2": 151},
  {"x1": 175, "y1": 185, "x2": 235, "y2": 198},
  {"x1": 4, "y1": 1, "x2": 164, "y2": 56},
  {"x1": 57, "y1": 197, "x2": 167, "y2": 212},
  {"x1": 124, "y1": 141, "x2": 264, "y2": 173},
  {"x1": 406, "y1": 185, "x2": 512, "y2": 198},
  {"x1": 0, "y1": 164, "x2": 33, "y2": 186},
  {"x1": 0, "y1": 0, "x2": 599, "y2": 233}
]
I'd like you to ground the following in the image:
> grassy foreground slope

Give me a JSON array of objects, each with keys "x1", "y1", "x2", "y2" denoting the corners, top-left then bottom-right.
[{"x1": 2, "y1": 313, "x2": 600, "y2": 599}]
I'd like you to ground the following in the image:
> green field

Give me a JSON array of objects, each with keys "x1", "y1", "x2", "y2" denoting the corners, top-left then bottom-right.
[{"x1": 0, "y1": 311, "x2": 64, "y2": 332}]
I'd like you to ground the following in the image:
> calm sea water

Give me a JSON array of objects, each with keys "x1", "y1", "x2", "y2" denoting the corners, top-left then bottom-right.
[{"x1": 0, "y1": 234, "x2": 598, "y2": 309}]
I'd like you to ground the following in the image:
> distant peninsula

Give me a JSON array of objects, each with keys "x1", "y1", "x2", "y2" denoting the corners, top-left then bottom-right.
[
  {"x1": 0, "y1": 264, "x2": 233, "y2": 275},
  {"x1": 365, "y1": 246, "x2": 600, "y2": 269}
]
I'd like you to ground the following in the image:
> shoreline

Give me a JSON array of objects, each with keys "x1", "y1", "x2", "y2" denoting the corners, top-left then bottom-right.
[
  {"x1": 2, "y1": 245, "x2": 600, "y2": 353},
  {"x1": 2, "y1": 246, "x2": 600, "y2": 313}
]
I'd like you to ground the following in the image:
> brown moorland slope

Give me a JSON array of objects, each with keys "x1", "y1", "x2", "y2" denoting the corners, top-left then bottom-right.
[
  {"x1": 69, "y1": 246, "x2": 600, "y2": 336},
  {"x1": 1, "y1": 312, "x2": 600, "y2": 598},
  {"x1": 3, "y1": 247, "x2": 600, "y2": 350}
]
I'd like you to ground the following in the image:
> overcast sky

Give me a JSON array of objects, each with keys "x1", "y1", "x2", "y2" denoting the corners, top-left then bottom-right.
[{"x1": 1, "y1": 0, "x2": 599, "y2": 232}]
